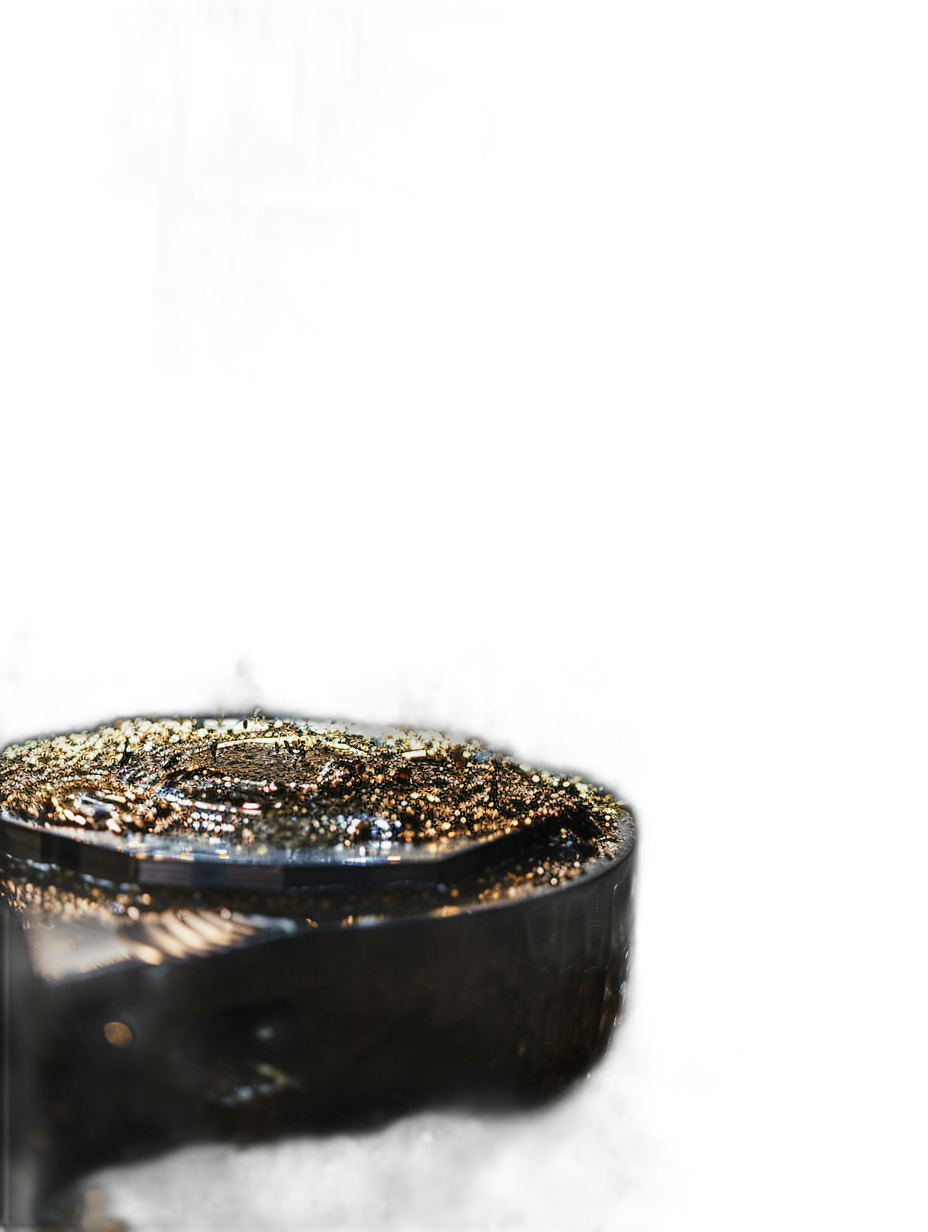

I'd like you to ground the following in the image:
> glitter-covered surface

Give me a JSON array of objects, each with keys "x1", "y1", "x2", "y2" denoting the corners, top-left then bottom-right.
[
  {"x1": 0, "y1": 715, "x2": 630, "y2": 851},
  {"x1": 0, "y1": 717, "x2": 634, "y2": 937},
  {"x1": 0, "y1": 720, "x2": 635, "y2": 1223}
]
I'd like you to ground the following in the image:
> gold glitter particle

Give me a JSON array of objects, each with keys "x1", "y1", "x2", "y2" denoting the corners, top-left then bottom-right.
[{"x1": 103, "y1": 1021, "x2": 133, "y2": 1048}]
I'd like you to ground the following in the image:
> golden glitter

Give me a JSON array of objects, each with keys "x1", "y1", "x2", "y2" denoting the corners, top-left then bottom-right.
[
  {"x1": 103, "y1": 1021, "x2": 133, "y2": 1048},
  {"x1": 0, "y1": 717, "x2": 628, "y2": 855},
  {"x1": 0, "y1": 716, "x2": 635, "y2": 939}
]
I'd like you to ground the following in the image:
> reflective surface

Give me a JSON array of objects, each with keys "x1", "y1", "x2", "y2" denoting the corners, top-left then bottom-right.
[
  {"x1": 0, "y1": 718, "x2": 635, "y2": 1226},
  {"x1": 0, "y1": 717, "x2": 632, "y2": 893}
]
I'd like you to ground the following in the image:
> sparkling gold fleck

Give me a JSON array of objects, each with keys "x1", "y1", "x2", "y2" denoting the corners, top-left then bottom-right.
[{"x1": 103, "y1": 1021, "x2": 133, "y2": 1048}]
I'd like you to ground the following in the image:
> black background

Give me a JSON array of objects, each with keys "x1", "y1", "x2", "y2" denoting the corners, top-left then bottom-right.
[{"x1": 5, "y1": 4, "x2": 759, "y2": 1227}]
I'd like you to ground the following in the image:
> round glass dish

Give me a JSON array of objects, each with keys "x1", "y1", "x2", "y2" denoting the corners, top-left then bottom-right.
[{"x1": 0, "y1": 716, "x2": 636, "y2": 1224}]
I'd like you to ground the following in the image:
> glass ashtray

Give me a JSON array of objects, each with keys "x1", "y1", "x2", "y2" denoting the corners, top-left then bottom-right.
[{"x1": 0, "y1": 715, "x2": 636, "y2": 1225}]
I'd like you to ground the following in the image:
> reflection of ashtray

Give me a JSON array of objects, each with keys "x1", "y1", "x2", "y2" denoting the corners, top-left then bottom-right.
[{"x1": 0, "y1": 716, "x2": 636, "y2": 1224}]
